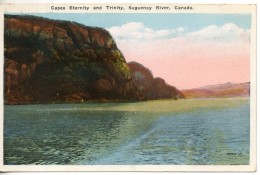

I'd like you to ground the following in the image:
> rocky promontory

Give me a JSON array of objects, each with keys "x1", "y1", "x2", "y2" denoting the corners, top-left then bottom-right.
[
  {"x1": 128, "y1": 62, "x2": 184, "y2": 100},
  {"x1": 4, "y1": 15, "x2": 184, "y2": 104}
]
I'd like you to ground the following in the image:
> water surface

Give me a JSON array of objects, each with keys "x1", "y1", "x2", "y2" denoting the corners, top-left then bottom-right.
[{"x1": 4, "y1": 98, "x2": 250, "y2": 165}]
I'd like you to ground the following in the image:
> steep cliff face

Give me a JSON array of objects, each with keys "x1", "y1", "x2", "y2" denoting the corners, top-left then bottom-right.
[
  {"x1": 4, "y1": 15, "x2": 140, "y2": 104},
  {"x1": 128, "y1": 62, "x2": 185, "y2": 100},
  {"x1": 4, "y1": 15, "x2": 183, "y2": 104}
]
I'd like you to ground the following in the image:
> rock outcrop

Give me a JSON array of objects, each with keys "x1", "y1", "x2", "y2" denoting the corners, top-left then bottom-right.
[
  {"x1": 4, "y1": 15, "x2": 183, "y2": 104},
  {"x1": 128, "y1": 62, "x2": 185, "y2": 100}
]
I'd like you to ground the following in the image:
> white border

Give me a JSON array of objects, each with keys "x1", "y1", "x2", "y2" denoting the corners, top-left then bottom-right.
[
  {"x1": 0, "y1": 0, "x2": 259, "y2": 3},
  {"x1": 0, "y1": 1, "x2": 257, "y2": 173}
]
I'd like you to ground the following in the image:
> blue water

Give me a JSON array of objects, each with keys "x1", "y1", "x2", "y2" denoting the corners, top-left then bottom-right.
[{"x1": 4, "y1": 99, "x2": 250, "y2": 165}]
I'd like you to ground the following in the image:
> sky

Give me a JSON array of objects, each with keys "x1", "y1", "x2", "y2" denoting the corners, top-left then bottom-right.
[{"x1": 20, "y1": 13, "x2": 251, "y2": 89}]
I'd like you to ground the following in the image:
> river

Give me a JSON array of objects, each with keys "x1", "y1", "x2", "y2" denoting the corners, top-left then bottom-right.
[{"x1": 4, "y1": 98, "x2": 250, "y2": 165}]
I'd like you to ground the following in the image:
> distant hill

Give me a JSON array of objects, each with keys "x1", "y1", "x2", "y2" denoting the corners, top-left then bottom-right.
[{"x1": 181, "y1": 82, "x2": 250, "y2": 98}]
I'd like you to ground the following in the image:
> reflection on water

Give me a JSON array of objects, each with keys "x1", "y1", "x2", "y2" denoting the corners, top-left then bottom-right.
[{"x1": 4, "y1": 99, "x2": 249, "y2": 165}]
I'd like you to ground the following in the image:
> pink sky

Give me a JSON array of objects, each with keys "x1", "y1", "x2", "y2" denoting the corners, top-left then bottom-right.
[{"x1": 108, "y1": 22, "x2": 251, "y2": 89}]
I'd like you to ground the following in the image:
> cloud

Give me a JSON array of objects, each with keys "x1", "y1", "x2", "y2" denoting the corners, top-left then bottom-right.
[
  {"x1": 183, "y1": 23, "x2": 250, "y2": 43},
  {"x1": 107, "y1": 22, "x2": 184, "y2": 42},
  {"x1": 107, "y1": 22, "x2": 250, "y2": 44}
]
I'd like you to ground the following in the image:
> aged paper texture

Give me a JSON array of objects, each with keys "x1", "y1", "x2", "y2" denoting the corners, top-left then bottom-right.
[{"x1": 0, "y1": 2, "x2": 256, "y2": 172}]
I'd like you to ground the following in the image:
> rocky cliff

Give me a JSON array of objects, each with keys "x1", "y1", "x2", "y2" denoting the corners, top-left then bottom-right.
[
  {"x1": 4, "y1": 15, "x2": 183, "y2": 104},
  {"x1": 128, "y1": 62, "x2": 185, "y2": 100}
]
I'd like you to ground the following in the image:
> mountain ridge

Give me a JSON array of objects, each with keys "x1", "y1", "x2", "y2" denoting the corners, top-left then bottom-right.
[
  {"x1": 4, "y1": 14, "x2": 184, "y2": 104},
  {"x1": 181, "y1": 82, "x2": 249, "y2": 98}
]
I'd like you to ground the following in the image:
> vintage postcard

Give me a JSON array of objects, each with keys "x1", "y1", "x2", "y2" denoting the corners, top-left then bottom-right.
[{"x1": 0, "y1": 2, "x2": 256, "y2": 172}]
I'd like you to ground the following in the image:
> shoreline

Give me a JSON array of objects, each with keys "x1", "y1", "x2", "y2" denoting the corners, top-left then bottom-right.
[
  {"x1": 3, "y1": 96, "x2": 250, "y2": 106},
  {"x1": 4, "y1": 98, "x2": 249, "y2": 115}
]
